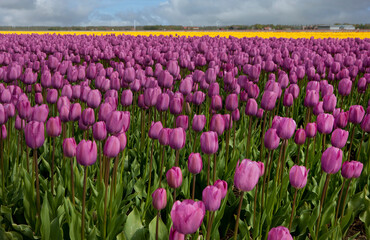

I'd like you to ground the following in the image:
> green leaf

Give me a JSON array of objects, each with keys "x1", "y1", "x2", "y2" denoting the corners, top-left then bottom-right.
[
  {"x1": 149, "y1": 215, "x2": 168, "y2": 240},
  {"x1": 41, "y1": 193, "x2": 51, "y2": 240},
  {"x1": 123, "y1": 208, "x2": 146, "y2": 240},
  {"x1": 50, "y1": 216, "x2": 63, "y2": 240}
]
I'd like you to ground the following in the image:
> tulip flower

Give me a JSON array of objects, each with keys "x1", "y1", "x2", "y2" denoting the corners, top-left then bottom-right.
[
  {"x1": 170, "y1": 200, "x2": 205, "y2": 234},
  {"x1": 267, "y1": 226, "x2": 293, "y2": 240},
  {"x1": 331, "y1": 128, "x2": 349, "y2": 149}
]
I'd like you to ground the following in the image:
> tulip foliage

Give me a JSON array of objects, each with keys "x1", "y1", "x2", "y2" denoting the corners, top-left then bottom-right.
[{"x1": 0, "y1": 33, "x2": 369, "y2": 240}]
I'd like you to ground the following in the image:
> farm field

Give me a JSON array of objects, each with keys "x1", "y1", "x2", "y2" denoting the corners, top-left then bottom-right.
[{"x1": 0, "y1": 33, "x2": 369, "y2": 240}]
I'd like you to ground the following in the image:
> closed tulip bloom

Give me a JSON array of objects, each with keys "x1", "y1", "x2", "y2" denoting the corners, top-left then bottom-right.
[
  {"x1": 76, "y1": 140, "x2": 97, "y2": 166},
  {"x1": 234, "y1": 159, "x2": 261, "y2": 192},
  {"x1": 264, "y1": 128, "x2": 280, "y2": 150},
  {"x1": 69, "y1": 103, "x2": 81, "y2": 121},
  {"x1": 148, "y1": 121, "x2": 163, "y2": 139},
  {"x1": 261, "y1": 91, "x2": 278, "y2": 111},
  {"x1": 92, "y1": 121, "x2": 107, "y2": 141},
  {"x1": 0, "y1": 104, "x2": 7, "y2": 125},
  {"x1": 202, "y1": 186, "x2": 222, "y2": 211},
  {"x1": 103, "y1": 136, "x2": 120, "y2": 158},
  {"x1": 245, "y1": 98, "x2": 258, "y2": 116},
  {"x1": 200, "y1": 131, "x2": 219, "y2": 155},
  {"x1": 24, "y1": 121, "x2": 45, "y2": 149},
  {"x1": 169, "y1": 96, "x2": 183, "y2": 115},
  {"x1": 0, "y1": 125, "x2": 6, "y2": 139},
  {"x1": 335, "y1": 111, "x2": 348, "y2": 129},
  {"x1": 208, "y1": 82, "x2": 219, "y2": 97},
  {"x1": 322, "y1": 94, "x2": 337, "y2": 113},
  {"x1": 321, "y1": 147, "x2": 343, "y2": 174},
  {"x1": 294, "y1": 129, "x2": 306, "y2": 145},
  {"x1": 121, "y1": 89, "x2": 133, "y2": 107},
  {"x1": 210, "y1": 95, "x2": 223, "y2": 111},
  {"x1": 192, "y1": 114, "x2": 206, "y2": 132},
  {"x1": 188, "y1": 153, "x2": 203, "y2": 174},
  {"x1": 169, "y1": 128, "x2": 186, "y2": 150},
  {"x1": 152, "y1": 188, "x2": 167, "y2": 210},
  {"x1": 267, "y1": 226, "x2": 293, "y2": 240},
  {"x1": 4, "y1": 103, "x2": 15, "y2": 118},
  {"x1": 57, "y1": 96, "x2": 71, "y2": 112},
  {"x1": 176, "y1": 115, "x2": 189, "y2": 130},
  {"x1": 361, "y1": 114, "x2": 370, "y2": 132},
  {"x1": 317, "y1": 113, "x2": 334, "y2": 134},
  {"x1": 256, "y1": 108, "x2": 264, "y2": 118},
  {"x1": 17, "y1": 100, "x2": 32, "y2": 120},
  {"x1": 232, "y1": 109, "x2": 240, "y2": 121},
  {"x1": 331, "y1": 128, "x2": 349, "y2": 148},
  {"x1": 156, "y1": 93, "x2": 170, "y2": 112},
  {"x1": 32, "y1": 104, "x2": 49, "y2": 123},
  {"x1": 283, "y1": 93, "x2": 293, "y2": 107},
  {"x1": 277, "y1": 118, "x2": 296, "y2": 139},
  {"x1": 289, "y1": 165, "x2": 309, "y2": 189},
  {"x1": 81, "y1": 108, "x2": 95, "y2": 126},
  {"x1": 98, "y1": 103, "x2": 113, "y2": 122},
  {"x1": 166, "y1": 167, "x2": 183, "y2": 189},
  {"x1": 341, "y1": 161, "x2": 363, "y2": 179},
  {"x1": 35, "y1": 93, "x2": 43, "y2": 105},
  {"x1": 338, "y1": 78, "x2": 352, "y2": 96},
  {"x1": 225, "y1": 93, "x2": 238, "y2": 111},
  {"x1": 348, "y1": 105, "x2": 365, "y2": 124},
  {"x1": 144, "y1": 87, "x2": 161, "y2": 107},
  {"x1": 106, "y1": 111, "x2": 125, "y2": 134},
  {"x1": 192, "y1": 91, "x2": 206, "y2": 106},
  {"x1": 305, "y1": 122, "x2": 317, "y2": 138},
  {"x1": 46, "y1": 117, "x2": 61, "y2": 137},
  {"x1": 213, "y1": 180, "x2": 228, "y2": 199},
  {"x1": 169, "y1": 227, "x2": 185, "y2": 240},
  {"x1": 170, "y1": 200, "x2": 205, "y2": 234},
  {"x1": 179, "y1": 78, "x2": 193, "y2": 96},
  {"x1": 115, "y1": 131, "x2": 127, "y2": 151},
  {"x1": 87, "y1": 89, "x2": 101, "y2": 109},
  {"x1": 210, "y1": 114, "x2": 225, "y2": 136},
  {"x1": 121, "y1": 111, "x2": 130, "y2": 132},
  {"x1": 158, "y1": 70, "x2": 174, "y2": 88},
  {"x1": 59, "y1": 105, "x2": 70, "y2": 123},
  {"x1": 15, "y1": 116, "x2": 25, "y2": 130},
  {"x1": 46, "y1": 89, "x2": 58, "y2": 104},
  {"x1": 159, "y1": 128, "x2": 172, "y2": 146},
  {"x1": 63, "y1": 138, "x2": 77, "y2": 158},
  {"x1": 304, "y1": 90, "x2": 320, "y2": 108},
  {"x1": 222, "y1": 114, "x2": 232, "y2": 130}
]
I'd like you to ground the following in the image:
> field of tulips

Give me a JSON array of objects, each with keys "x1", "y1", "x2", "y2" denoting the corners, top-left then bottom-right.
[{"x1": 0, "y1": 33, "x2": 369, "y2": 240}]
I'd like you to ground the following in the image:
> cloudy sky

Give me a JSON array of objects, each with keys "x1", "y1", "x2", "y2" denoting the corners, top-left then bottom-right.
[{"x1": 0, "y1": 0, "x2": 369, "y2": 26}]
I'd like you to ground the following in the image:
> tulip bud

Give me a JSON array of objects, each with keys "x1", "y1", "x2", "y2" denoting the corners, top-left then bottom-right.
[
  {"x1": 202, "y1": 186, "x2": 222, "y2": 211},
  {"x1": 210, "y1": 95, "x2": 223, "y2": 111},
  {"x1": 348, "y1": 105, "x2": 365, "y2": 124},
  {"x1": 294, "y1": 129, "x2": 306, "y2": 145},
  {"x1": 87, "y1": 89, "x2": 101, "y2": 109},
  {"x1": 264, "y1": 128, "x2": 280, "y2": 150},
  {"x1": 213, "y1": 180, "x2": 228, "y2": 199},
  {"x1": 188, "y1": 153, "x2": 203, "y2": 174},
  {"x1": 338, "y1": 78, "x2": 352, "y2": 96},
  {"x1": 24, "y1": 121, "x2": 45, "y2": 149},
  {"x1": 152, "y1": 188, "x2": 167, "y2": 210},
  {"x1": 277, "y1": 118, "x2": 296, "y2": 140},
  {"x1": 169, "y1": 128, "x2": 186, "y2": 150},
  {"x1": 261, "y1": 91, "x2": 277, "y2": 111},
  {"x1": 99, "y1": 103, "x2": 113, "y2": 122},
  {"x1": 166, "y1": 167, "x2": 182, "y2": 189},
  {"x1": 63, "y1": 138, "x2": 77, "y2": 158},
  {"x1": 76, "y1": 140, "x2": 97, "y2": 166},
  {"x1": 267, "y1": 226, "x2": 293, "y2": 240},
  {"x1": 176, "y1": 115, "x2": 189, "y2": 130},
  {"x1": 304, "y1": 90, "x2": 319, "y2": 108},
  {"x1": 245, "y1": 98, "x2": 258, "y2": 116},
  {"x1": 200, "y1": 131, "x2": 219, "y2": 155},
  {"x1": 69, "y1": 103, "x2": 81, "y2": 121},
  {"x1": 234, "y1": 159, "x2": 261, "y2": 191},
  {"x1": 210, "y1": 114, "x2": 225, "y2": 136},
  {"x1": 149, "y1": 121, "x2": 163, "y2": 140},
  {"x1": 335, "y1": 111, "x2": 348, "y2": 129},
  {"x1": 192, "y1": 114, "x2": 206, "y2": 132},
  {"x1": 106, "y1": 111, "x2": 125, "y2": 134},
  {"x1": 283, "y1": 93, "x2": 293, "y2": 107},
  {"x1": 115, "y1": 131, "x2": 127, "y2": 151},
  {"x1": 323, "y1": 94, "x2": 337, "y2": 113},
  {"x1": 103, "y1": 136, "x2": 120, "y2": 158},
  {"x1": 225, "y1": 93, "x2": 238, "y2": 111},
  {"x1": 305, "y1": 122, "x2": 317, "y2": 138},
  {"x1": 92, "y1": 121, "x2": 107, "y2": 141},
  {"x1": 289, "y1": 165, "x2": 309, "y2": 189},
  {"x1": 331, "y1": 128, "x2": 349, "y2": 148},
  {"x1": 156, "y1": 93, "x2": 170, "y2": 112},
  {"x1": 169, "y1": 96, "x2": 183, "y2": 115},
  {"x1": 317, "y1": 113, "x2": 334, "y2": 134},
  {"x1": 171, "y1": 200, "x2": 205, "y2": 235},
  {"x1": 169, "y1": 227, "x2": 185, "y2": 240},
  {"x1": 121, "y1": 89, "x2": 133, "y2": 107},
  {"x1": 341, "y1": 161, "x2": 363, "y2": 179},
  {"x1": 361, "y1": 114, "x2": 370, "y2": 132},
  {"x1": 81, "y1": 108, "x2": 95, "y2": 126},
  {"x1": 321, "y1": 146, "x2": 343, "y2": 174},
  {"x1": 159, "y1": 128, "x2": 171, "y2": 146},
  {"x1": 46, "y1": 117, "x2": 62, "y2": 137}
]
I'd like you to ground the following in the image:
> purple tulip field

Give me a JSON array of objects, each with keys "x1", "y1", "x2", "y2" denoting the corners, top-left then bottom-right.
[{"x1": 0, "y1": 33, "x2": 370, "y2": 240}]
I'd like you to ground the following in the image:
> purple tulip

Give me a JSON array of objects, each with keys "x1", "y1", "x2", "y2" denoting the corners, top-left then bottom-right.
[
  {"x1": 169, "y1": 128, "x2": 186, "y2": 150},
  {"x1": 63, "y1": 138, "x2": 77, "y2": 158},
  {"x1": 361, "y1": 114, "x2": 370, "y2": 132},
  {"x1": 200, "y1": 131, "x2": 219, "y2": 155},
  {"x1": 170, "y1": 200, "x2": 205, "y2": 234},
  {"x1": 202, "y1": 186, "x2": 222, "y2": 211},
  {"x1": 264, "y1": 128, "x2": 280, "y2": 150},
  {"x1": 92, "y1": 121, "x2": 107, "y2": 141},
  {"x1": 317, "y1": 113, "x2": 334, "y2": 134},
  {"x1": 149, "y1": 121, "x2": 163, "y2": 140},
  {"x1": 305, "y1": 122, "x2": 317, "y2": 138},
  {"x1": 338, "y1": 78, "x2": 352, "y2": 96},
  {"x1": 210, "y1": 114, "x2": 225, "y2": 136},
  {"x1": 121, "y1": 89, "x2": 133, "y2": 107},
  {"x1": 289, "y1": 165, "x2": 309, "y2": 189},
  {"x1": 169, "y1": 227, "x2": 185, "y2": 240},
  {"x1": 87, "y1": 89, "x2": 101, "y2": 109},
  {"x1": 176, "y1": 115, "x2": 189, "y2": 130},
  {"x1": 106, "y1": 111, "x2": 125, "y2": 134},
  {"x1": 234, "y1": 159, "x2": 261, "y2": 192},
  {"x1": 294, "y1": 129, "x2": 306, "y2": 145},
  {"x1": 192, "y1": 114, "x2": 206, "y2": 132},
  {"x1": 188, "y1": 153, "x2": 203, "y2": 174},
  {"x1": 261, "y1": 91, "x2": 277, "y2": 111},
  {"x1": 24, "y1": 121, "x2": 45, "y2": 149},
  {"x1": 213, "y1": 180, "x2": 228, "y2": 199},
  {"x1": 166, "y1": 167, "x2": 183, "y2": 189},
  {"x1": 152, "y1": 188, "x2": 167, "y2": 210},
  {"x1": 331, "y1": 128, "x2": 349, "y2": 148},
  {"x1": 341, "y1": 161, "x2": 363, "y2": 179},
  {"x1": 321, "y1": 147, "x2": 343, "y2": 174},
  {"x1": 211, "y1": 95, "x2": 223, "y2": 111},
  {"x1": 277, "y1": 118, "x2": 296, "y2": 140},
  {"x1": 245, "y1": 98, "x2": 258, "y2": 116},
  {"x1": 348, "y1": 105, "x2": 365, "y2": 124},
  {"x1": 267, "y1": 226, "x2": 293, "y2": 240},
  {"x1": 225, "y1": 93, "x2": 238, "y2": 111},
  {"x1": 46, "y1": 117, "x2": 62, "y2": 137}
]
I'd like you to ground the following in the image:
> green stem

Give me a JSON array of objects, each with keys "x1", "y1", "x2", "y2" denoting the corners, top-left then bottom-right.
[
  {"x1": 192, "y1": 174, "x2": 196, "y2": 200},
  {"x1": 289, "y1": 188, "x2": 298, "y2": 231},
  {"x1": 81, "y1": 166, "x2": 88, "y2": 240},
  {"x1": 356, "y1": 132, "x2": 365, "y2": 162},
  {"x1": 316, "y1": 174, "x2": 330, "y2": 237},
  {"x1": 335, "y1": 179, "x2": 346, "y2": 223},
  {"x1": 246, "y1": 116, "x2": 253, "y2": 158},
  {"x1": 213, "y1": 153, "x2": 217, "y2": 184},
  {"x1": 206, "y1": 211, "x2": 215, "y2": 240},
  {"x1": 207, "y1": 154, "x2": 211, "y2": 186},
  {"x1": 158, "y1": 145, "x2": 165, "y2": 187},
  {"x1": 103, "y1": 157, "x2": 110, "y2": 240},
  {"x1": 234, "y1": 191, "x2": 244, "y2": 240},
  {"x1": 147, "y1": 141, "x2": 154, "y2": 197},
  {"x1": 51, "y1": 137, "x2": 55, "y2": 195},
  {"x1": 304, "y1": 137, "x2": 311, "y2": 167},
  {"x1": 34, "y1": 149, "x2": 41, "y2": 217},
  {"x1": 340, "y1": 179, "x2": 353, "y2": 220},
  {"x1": 156, "y1": 211, "x2": 160, "y2": 240},
  {"x1": 253, "y1": 183, "x2": 258, "y2": 233},
  {"x1": 347, "y1": 124, "x2": 355, "y2": 161},
  {"x1": 71, "y1": 157, "x2": 75, "y2": 205}
]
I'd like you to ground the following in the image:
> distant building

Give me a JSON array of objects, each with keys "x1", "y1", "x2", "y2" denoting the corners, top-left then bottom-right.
[
  {"x1": 264, "y1": 27, "x2": 272, "y2": 31},
  {"x1": 317, "y1": 25, "x2": 355, "y2": 30}
]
